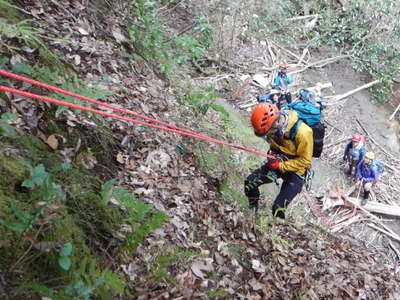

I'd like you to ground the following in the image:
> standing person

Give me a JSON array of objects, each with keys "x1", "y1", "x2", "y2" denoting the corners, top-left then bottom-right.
[
  {"x1": 356, "y1": 151, "x2": 378, "y2": 205},
  {"x1": 343, "y1": 133, "x2": 366, "y2": 177},
  {"x1": 244, "y1": 103, "x2": 313, "y2": 218},
  {"x1": 272, "y1": 64, "x2": 293, "y2": 104},
  {"x1": 258, "y1": 89, "x2": 284, "y2": 109}
]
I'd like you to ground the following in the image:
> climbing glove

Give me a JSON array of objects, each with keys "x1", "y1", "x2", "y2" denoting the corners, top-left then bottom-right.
[{"x1": 266, "y1": 159, "x2": 281, "y2": 171}]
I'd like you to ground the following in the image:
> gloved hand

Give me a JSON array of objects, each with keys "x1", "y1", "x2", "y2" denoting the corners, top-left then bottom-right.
[{"x1": 266, "y1": 159, "x2": 281, "y2": 171}]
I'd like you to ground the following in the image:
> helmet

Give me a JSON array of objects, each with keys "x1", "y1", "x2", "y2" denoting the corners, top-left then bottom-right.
[
  {"x1": 251, "y1": 103, "x2": 280, "y2": 135},
  {"x1": 351, "y1": 133, "x2": 363, "y2": 142},
  {"x1": 365, "y1": 151, "x2": 375, "y2": 160},
  {"x1": 278, "y1": 63, "x2": 288, "y2": 70},
  {"x1": 270, "y1": 89, "x2": 281, "y2": 95}
]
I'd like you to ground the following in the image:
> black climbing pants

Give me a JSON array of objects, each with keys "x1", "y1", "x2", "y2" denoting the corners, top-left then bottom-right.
[{"x1": 244, "y1": 164, "x2": 304, "y2": 219}]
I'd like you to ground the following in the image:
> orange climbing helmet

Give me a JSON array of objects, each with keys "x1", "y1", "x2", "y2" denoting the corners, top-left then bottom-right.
[
  {"x1": 251, "y1": 103, "x2": 280, "y2": 135},
  {"x1": 351, "y1": 133, "x2": 364, "y2": 142}
]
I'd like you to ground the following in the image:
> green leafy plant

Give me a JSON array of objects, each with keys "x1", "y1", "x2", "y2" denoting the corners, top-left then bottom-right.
[
  {"x1": 52, "y1": 74, "x2": 113, "y2": 115},
  {"x1": 58, "y1": 242, "x2": 73, "y2": 271},
  {"x1": 113, "y1": 186, "x2": 169, "y2": 251},
  {"x1": 0, "y1": 164, "x2": 64, "y2": 233},
  {"x1": 64, "y1": 258, "x2": 127, "y2": 299},
  {"x1": 0, "y1": 112, "x2": 18, "y2": 137},
  {"x1": 129, "y1": 0, "x2": 172, "y2": 75},
  {"x1": 172, "y1": 16, "x2": 213, "y2": 64},
  {"x1": 148, "y1": 247, "x2": 198, "y2": 283},
  {"x1": 0, "y1": 16, "x2": 61, "y2": 67},
  {"x1": 100, "y1": 178, "x2": 117, "y2": 206},
  {"x1": 208, "y1": 289, "x2": 231, "y2": 299}
]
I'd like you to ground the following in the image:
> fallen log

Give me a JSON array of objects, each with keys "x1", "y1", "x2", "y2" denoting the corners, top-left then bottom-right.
[
  {"x1": 334, "y1": 80, "x2": 380, "y2": 101},
  {"x1": 324, "y1": 195, "x2": 400, "y2": 217}
]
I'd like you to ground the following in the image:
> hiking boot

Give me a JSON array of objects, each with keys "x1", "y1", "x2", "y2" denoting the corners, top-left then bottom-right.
[{"x1": 361, "y1": 191, "x2": 370, "y2": 206}]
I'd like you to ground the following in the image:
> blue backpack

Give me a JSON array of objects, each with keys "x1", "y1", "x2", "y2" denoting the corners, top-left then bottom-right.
[
  {"x1": 372, "y1": 159, "x2": 385, "y2": 176},
  {"x1": 285, "y1": 101, "x2": 321, "y2": 126},
  {"x1": 299, "y1": 89, "x2": 315, "y2": 102},
  {"x1": 285, "y1": 98, "x2": 325, "y2": 158}
]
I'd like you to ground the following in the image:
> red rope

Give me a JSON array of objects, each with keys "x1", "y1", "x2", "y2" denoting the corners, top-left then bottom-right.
[
  {"x1": 0, "y1": 85, "x2": 273, "y2": 159},
  {"x1": 0, "y1": 69, "x2": 274, "y2": 158},
  {"x1": 0, "y1": 69, "x2": 198, "y2": 136}
]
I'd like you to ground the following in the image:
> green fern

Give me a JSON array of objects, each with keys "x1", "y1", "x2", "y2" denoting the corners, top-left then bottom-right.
[
  {"x1": 0, "y1": 8, "x2": 62, "y2": 68},
  {"x1": 113, "y1": 186, "x2": 169, "y2": 251}
]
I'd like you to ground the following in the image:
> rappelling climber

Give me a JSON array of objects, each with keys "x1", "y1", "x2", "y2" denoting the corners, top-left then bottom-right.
[
  {"x1": 272, "y1": 64, "x2": 293, "y2": 105},
  {"x1": 343, "y1": 133, "x2": 366, "y2": 177},
  {"x1": 244, "y1": 103, "x2": 313, "y2": 218},
  {"x1": 356, "y1": 151, "x2": 378, "y2": 205}
]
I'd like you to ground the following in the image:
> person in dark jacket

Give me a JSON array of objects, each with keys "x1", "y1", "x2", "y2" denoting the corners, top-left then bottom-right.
[
  {"x1": 258, "y1": 89, "x2": 284, "y2": 109},
  {"x1": 356, "y1": 151, "x2": 378, "y2": 205},
  {"x1": 343, "y1": 133, "x2": 366, "y2": 177}
]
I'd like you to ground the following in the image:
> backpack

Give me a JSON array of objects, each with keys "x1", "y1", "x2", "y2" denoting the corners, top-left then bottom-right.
[
  {"x1": 299, "y1": 88, "x2": 326, "y2": 110},
  {"x1": 285, "y1": 100, "x2": 326, "y2": 158},
  {"x1": 299, "y1": 89, "x2": 316, "y2": 102},
  {"x1": 372, "y1": 159, "x2": 385, "y2": 176}
]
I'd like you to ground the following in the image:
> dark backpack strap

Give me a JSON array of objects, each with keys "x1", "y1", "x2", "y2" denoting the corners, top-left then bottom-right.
[{"x1": 288, "y1": 119, "x2": 302, "y2": 142}]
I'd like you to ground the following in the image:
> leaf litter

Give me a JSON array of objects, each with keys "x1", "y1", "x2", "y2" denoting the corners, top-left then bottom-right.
[{"x1": 2, "y1": 1, "x2": 400, "y2": 299}]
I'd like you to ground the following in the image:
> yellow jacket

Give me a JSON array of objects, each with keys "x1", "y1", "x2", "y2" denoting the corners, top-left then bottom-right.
[{"x1": 267, "y1": 111, "x2": 313, "y2": 175}]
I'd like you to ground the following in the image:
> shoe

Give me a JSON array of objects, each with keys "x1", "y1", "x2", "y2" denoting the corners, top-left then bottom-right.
[{"x1": 361, "y1": 198, "x2": 367, "y2": 206}]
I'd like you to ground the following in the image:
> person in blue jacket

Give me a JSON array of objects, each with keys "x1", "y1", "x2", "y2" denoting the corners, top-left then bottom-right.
[
  {"x1": 343, "y1": 133, "x2": 366, "y2": 177},
  {"x1": 257, "y1": 89, "x2": 283, "y2": 109},
  {"x1": 357, "y1": 151, "x2": 378, "y2": 205},
  {"x1": 272, "y1": 64, "x2": 293, "y2": 104}
]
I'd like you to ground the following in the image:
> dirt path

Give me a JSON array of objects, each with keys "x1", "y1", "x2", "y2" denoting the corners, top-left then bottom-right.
[{"x1": 299, "y1": 60, "x2": 400, "y2": 238}]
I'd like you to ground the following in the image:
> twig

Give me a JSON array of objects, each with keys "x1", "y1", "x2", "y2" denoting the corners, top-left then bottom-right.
[
  {"x1": 290, "y1": 56, "x2": 350, "y2": 75},
  {"x1": 324, "y1": 119, "x2": 343, "y2": 133},
  {"x1": 265, "y1": 39, "x2": 276, "y2": 65},
  {"x1": 388, "y1": 239, "x2": 400, "y2": 260},
  {"x1": 298, "y1": 48, "x2": 309, "y2": 66},
  {"x1": 367, "y1": 223, "x2": 400, "y2": 243},
  {"x1": 10, "y1": 224, "x2": 45, "y2": 272},
  {"x1": 288, "y1": 14, "x2": 320, "y2": 21},
  {"x1": 323, "y1": 137, "x2": 348, "y2": 148},
  {"x1": 269, "y1": 40, "x2": 300, "y2": 61},
  {"x1": 389, "y1": 102, "x2": 400, "y2": 120}
]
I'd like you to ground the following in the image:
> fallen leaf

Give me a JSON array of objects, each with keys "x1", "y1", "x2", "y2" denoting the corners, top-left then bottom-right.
[
  {"x1": 191, "y1": 259, "x2": 214, "y2": 279},
  {"x1": 78, "y1": 27, "x2": 89, "y2": 35},
  {"x1": 34, "y1": 241, "x2": 60, "y2": 252},
  {"x1": 251, "y1": 259, "x2": 266, "y2": 273},
  {"x1": 46, "y1": 134, "x2": 59, "y2": 150},
  {"x1": 248, "y1": 278, "x2": 263, "y2": 291},
  {"x1": 116, "y1": 152, "x2": 126, "y2": 164},
  {"x1": 112, "y1": 27, "x2": 128, "y2": 43}
]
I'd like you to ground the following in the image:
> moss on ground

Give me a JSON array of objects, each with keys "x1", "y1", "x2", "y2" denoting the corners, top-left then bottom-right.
[{"x1": 0, "y1": 127, "x2": 128, "y2": 298}]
